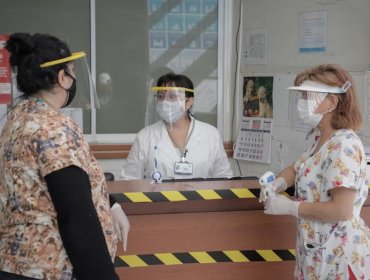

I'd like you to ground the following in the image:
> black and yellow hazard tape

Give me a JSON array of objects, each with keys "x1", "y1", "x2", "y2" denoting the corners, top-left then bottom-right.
[
  {"x1": 110, "y1": 187, "x2": 295, "y2": 203},
  {"x1": 114, "y1": 249, "x2": 296, "y2": 268},
  {"x1": 112, "y1": 188, "x2": 257, "y2": 203}
]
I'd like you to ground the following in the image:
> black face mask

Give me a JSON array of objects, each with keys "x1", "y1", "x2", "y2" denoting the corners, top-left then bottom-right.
[{"x1": 63, "y1": 71, "x2": 77, "y2": 108}]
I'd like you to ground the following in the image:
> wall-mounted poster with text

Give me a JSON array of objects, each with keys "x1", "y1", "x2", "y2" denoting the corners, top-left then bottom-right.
[{"x1": 0, "y1": 34, "x2": 11, "y2": 104}]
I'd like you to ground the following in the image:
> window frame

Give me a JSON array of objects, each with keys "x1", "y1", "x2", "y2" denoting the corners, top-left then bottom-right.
[{"x1": 85, "y1": 0, "x2": 233, "y2": 144}]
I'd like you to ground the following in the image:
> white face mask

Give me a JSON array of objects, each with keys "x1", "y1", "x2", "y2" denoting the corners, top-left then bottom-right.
[
  {"x1": 156, "y1": 100, "x2": 185, "y2": 124},
  {"x1": 297, "y1": 91, "x2": 327, "y2": 128},
  {"x1": 297, "y1": 99, "x2": 323, "y2": 127}
]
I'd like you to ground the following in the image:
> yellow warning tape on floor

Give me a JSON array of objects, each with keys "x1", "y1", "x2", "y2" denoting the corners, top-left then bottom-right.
[{"x1": 114, "y1": 249, "x2": 296, "y2": 268}]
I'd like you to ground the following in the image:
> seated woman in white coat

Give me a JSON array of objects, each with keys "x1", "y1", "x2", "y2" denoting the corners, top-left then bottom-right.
[{"x1": 121, "y1": 73, "x2": 232, "y2": 181}]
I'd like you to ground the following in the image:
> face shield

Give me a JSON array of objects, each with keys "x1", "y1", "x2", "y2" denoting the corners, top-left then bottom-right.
[
  {"x1": 145, "y1": 86, "x2": 193, "y2": 129},
  {"x1": 40, "y1": 51, "x2": 100, "y2": 110},
  {"x1": 40, "y1": 51, "x2": 100, "y2": 133},
  {"x1": 287, "y1": 80, "x2": 349, "y2": 129}
]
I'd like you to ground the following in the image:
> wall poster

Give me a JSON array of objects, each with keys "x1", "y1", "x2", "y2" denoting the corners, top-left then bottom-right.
[
  {"x1": 0, "y1": 34, "x2": 11, "y2": 104},
  {"x1": 234, "y1": 76, "x2": 274, "y2": 163}
]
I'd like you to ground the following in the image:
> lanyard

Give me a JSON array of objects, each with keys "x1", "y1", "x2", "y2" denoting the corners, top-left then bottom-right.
[
  {"x1": 166, "y1": 118, "x2": 195, "y2": 159},
  {"x1": 151, "y1": 145, "x2": 162, "y2": 182}
]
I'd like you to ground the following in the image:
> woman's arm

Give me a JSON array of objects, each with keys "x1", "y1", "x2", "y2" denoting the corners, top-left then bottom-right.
[
  {"x1": 45, "y1": 165, "x2": 119, "y2": 280},
  {"x1": 277, "y1": 164, "x2": 296, "y2": 188},
  {"x1": 298, "y1": 187, "x2": 356, "y2": 222}
]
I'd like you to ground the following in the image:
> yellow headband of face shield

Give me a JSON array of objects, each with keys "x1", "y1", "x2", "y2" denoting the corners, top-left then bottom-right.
[
  {"x1": 39, "y1": 51, "x2": 86, "y2": 68},
  {"x1": 151, "y1": 86, "x2": 194, "y2": 93}
]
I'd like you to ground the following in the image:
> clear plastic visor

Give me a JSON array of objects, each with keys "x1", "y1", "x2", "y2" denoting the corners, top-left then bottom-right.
[
  {"x1": 65, "y1": 55, "x2": 100, "y2": 110},
  {"x1": 41, "y1": 52, "x2": 100, "y2": 110},
  {"x1": 145, "y1": 86, "x2": 188, "y2": 127},
  {"x1": 292, "y1": 90, "x2": 327, "y2": 109},
  {"x1": 288, "y1": 90, "x2": 327, "y2": 129},
  {"x1": 40, "y1": 52, "x2": 101, "y2": 133},
  {"x1": 152, "y1": 87, "x2": 187, "y2": 102}
]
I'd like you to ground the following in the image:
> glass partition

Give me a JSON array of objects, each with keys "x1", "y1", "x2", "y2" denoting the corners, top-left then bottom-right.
[
  {"x1": 0, "y1": 0, "x2": 91, "y2": 133},
  {"x1": 0, "y1": 0, "x2": 219, "y2": 136},
  {"x1": 95, "y1": 0, "x2": 219, "y2": 134}
]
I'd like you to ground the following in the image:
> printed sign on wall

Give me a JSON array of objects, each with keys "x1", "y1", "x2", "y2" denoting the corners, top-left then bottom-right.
[{"x1": 0, "y1": 34, "x2": 11, "y2": 104}]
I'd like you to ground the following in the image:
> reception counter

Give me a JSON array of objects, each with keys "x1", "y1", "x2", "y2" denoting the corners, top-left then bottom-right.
[{"x1": 108, "y1": 178, "x2": 370, "y2": 280}]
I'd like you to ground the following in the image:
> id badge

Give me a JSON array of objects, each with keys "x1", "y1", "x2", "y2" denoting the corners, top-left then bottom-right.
[{"x1": 174, "y1": 161, "x2": 193, "y2": 175}]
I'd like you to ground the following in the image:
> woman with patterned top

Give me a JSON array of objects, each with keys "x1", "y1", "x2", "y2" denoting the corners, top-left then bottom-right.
[
  {"x1": 261, "y1": 64, "x2": 370, "y2": 279},
  {"x1": 0, "y1": 33, "x2": 126, "y2": 280}
]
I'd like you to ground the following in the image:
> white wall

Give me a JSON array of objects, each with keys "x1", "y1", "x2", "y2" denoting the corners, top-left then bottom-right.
[
  {"x1": 230, "y1": 0, "x2": 370, "y2": 178},
  {"x1": 240, "y1": 0, "x2": 370, "y2": 73}
]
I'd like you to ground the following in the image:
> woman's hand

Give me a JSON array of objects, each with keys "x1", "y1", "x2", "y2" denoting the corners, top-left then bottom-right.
[
  {"x1": 264, "y1": 194, "x2": 301, "y2": 217},
  {"x1": 111, "y1": 203, "x2": 130, "y2": 251}
]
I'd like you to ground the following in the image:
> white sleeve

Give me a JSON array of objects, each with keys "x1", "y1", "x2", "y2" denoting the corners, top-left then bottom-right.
[
  {"x1": 211, "y1": 131, "x2": 233, "y2": 178},
  {"x1": 120, "y1": 137, "x2": 143, "y2": 180}
]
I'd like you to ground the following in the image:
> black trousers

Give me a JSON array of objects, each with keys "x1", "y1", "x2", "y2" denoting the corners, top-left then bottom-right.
[{"x1": 0, "y1": 271, "x2": 38, "y2": 280}]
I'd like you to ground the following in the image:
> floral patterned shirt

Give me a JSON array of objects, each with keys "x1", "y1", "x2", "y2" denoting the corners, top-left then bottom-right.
[
  {"x1": 294, "y1": 129, "x2": 370, "y2": 280},
  {"x1": 0, "y1": 98, "x2": 117, "y2": 279}
]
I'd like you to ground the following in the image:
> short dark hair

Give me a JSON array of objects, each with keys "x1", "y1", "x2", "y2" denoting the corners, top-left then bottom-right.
[
  {"x1": 5, "y1": 33, "x2": 71, "y2": 96},
  {"x1": 157, "y1": 72, "x2": 194, "y2": 99}
]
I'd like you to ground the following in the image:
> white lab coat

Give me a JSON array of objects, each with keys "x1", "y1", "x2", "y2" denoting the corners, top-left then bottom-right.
[{"x1": 121, "y1": 117, "x2": 233, "y2": 180}]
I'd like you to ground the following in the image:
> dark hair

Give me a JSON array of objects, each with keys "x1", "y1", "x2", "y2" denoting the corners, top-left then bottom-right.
[
  {"x1": 157, "y1": 72, "x2": 194, "y2": 99},
  {"x1": 5, "y1": 33, "x2": 71, "y2": 96}
]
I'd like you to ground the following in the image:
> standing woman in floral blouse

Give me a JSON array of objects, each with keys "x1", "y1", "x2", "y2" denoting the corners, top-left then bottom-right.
[
  {"x1": 262, "y1": 64, "x2": 370, "y2": 279},
  {"x1": 0, "y1": 33, "x2": 123, "y2": 280}
]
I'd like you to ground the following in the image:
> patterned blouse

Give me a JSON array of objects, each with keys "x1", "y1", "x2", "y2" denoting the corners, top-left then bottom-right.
[
  {"x1": 0, "y1": 98, "x2": 117, "y2": 279},
  {"x1": 294, "y1": 129, "x2": 370, "y2": 280}
]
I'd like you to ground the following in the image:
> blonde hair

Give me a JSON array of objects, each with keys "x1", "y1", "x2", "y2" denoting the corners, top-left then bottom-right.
[{"x1": 294, "y1": 64, "x2": 362, "y2": 131}]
